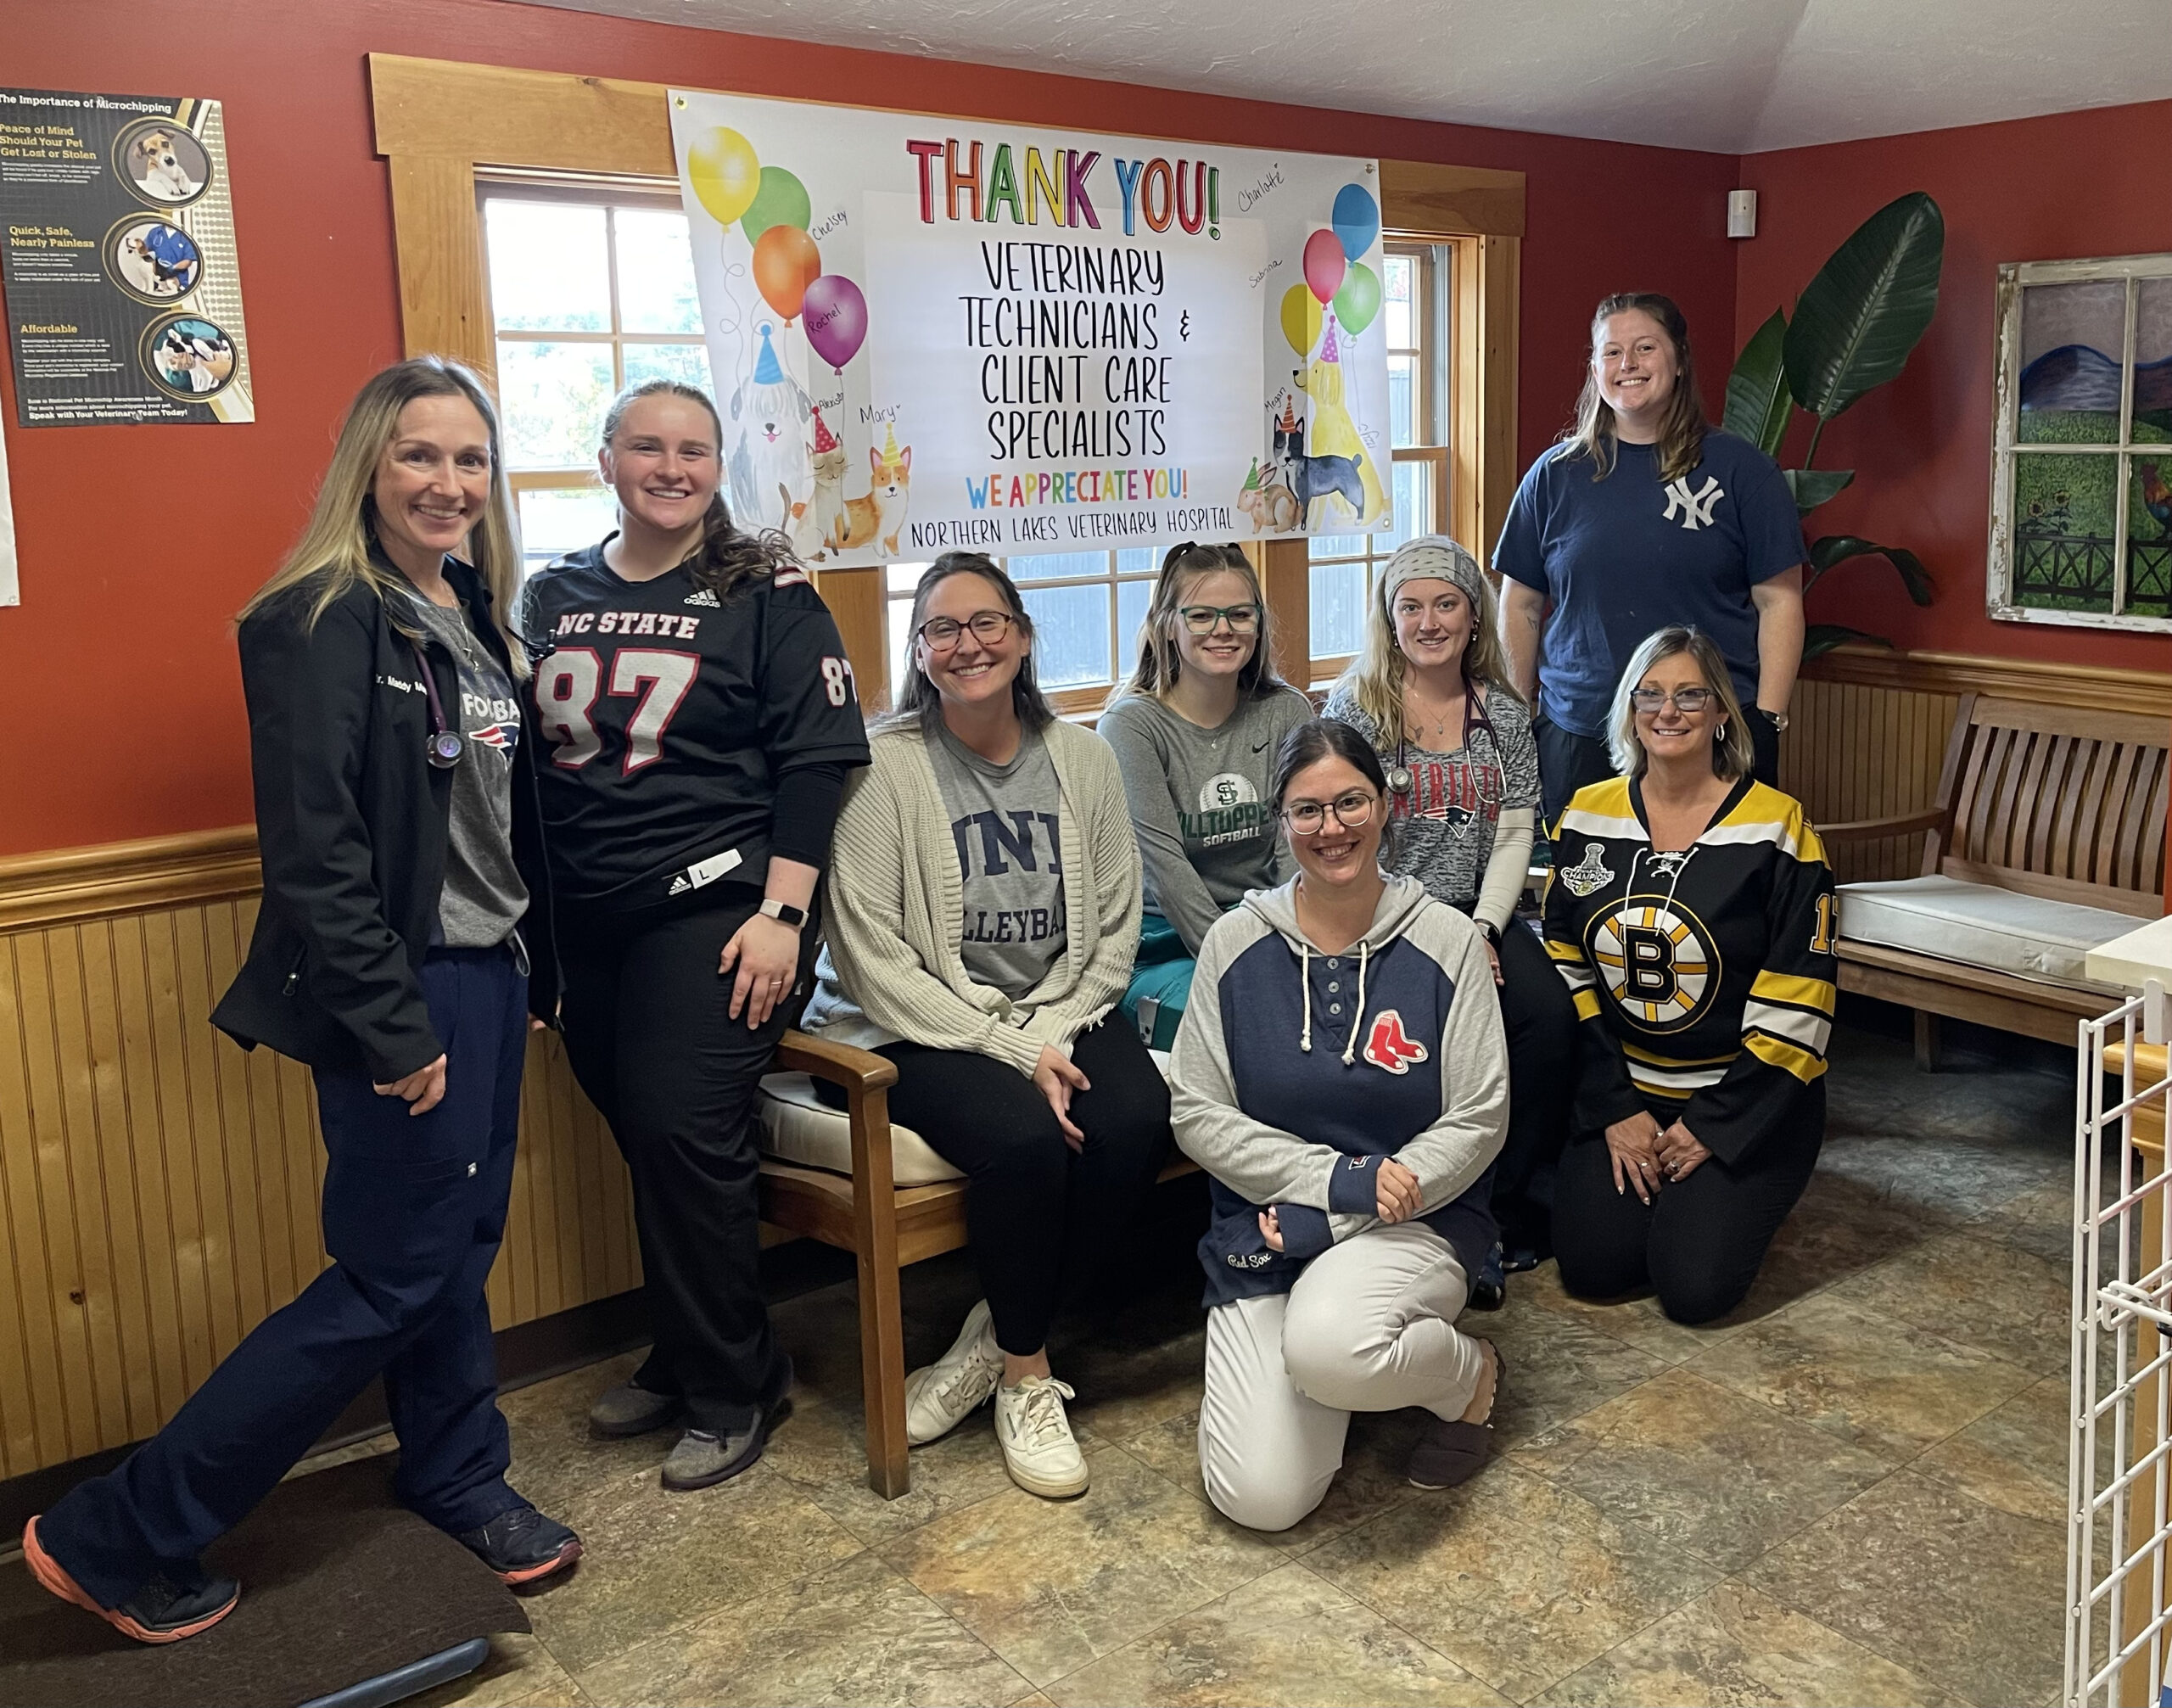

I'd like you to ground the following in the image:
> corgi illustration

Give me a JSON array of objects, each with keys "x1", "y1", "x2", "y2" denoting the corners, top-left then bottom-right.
[{"x1": 834, "y1": 424, "x2": 912, "y2": 558}]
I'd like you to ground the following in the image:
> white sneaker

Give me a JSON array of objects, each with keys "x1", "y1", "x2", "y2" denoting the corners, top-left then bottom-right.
[
  {"x1": 902, "y1": 1300, "x2": 1004, "y2": 1445},
  {"x1": 994, "y1": 1375, "x2": 1089, "y2": 1498}
]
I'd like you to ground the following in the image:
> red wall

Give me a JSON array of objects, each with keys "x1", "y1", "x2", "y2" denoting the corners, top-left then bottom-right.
[
  {"x1": 1737, "y1": 101, "x2": 2172, "y2": 672},
  {"x1": 0, "y1": 0, "x2": 1742, "y2": 855}
]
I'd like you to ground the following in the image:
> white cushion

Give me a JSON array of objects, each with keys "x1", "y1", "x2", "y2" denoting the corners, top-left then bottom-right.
[
  {"x1": 1838, "y1": 875, "x2": 2140, "y2": 994},
  {"x1": 758, "y1": 1048, "x2": 1174, "y2": 1188}
]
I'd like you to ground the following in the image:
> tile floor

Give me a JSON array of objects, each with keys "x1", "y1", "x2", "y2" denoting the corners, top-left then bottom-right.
[{"x1": 393, "y1": 1024, "x2": 2077, "y2": 1708}]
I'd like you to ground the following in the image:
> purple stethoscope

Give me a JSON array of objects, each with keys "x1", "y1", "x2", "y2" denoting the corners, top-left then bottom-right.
[{"x1": 411, "y1": 637, "x2": 464, "y2": 770}]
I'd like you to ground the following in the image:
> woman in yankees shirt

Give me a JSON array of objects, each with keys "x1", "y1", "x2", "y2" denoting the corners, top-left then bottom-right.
[{"x1": 520, "y1": 379, "x2": 869, "y2": 1492}]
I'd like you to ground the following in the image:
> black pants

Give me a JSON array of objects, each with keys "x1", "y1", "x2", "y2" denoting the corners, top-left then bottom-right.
[
  {"x1": 847, "y1": 1017, "x2": 1170, "y2": 1355},
  {"x1": 557, "y1": 891, "x2": 795, "y2": 1431},
  {"x1": 1535, "y1": 711, "x2": 1779, "y2": 824},
  {"x1": 1491, "y1": 918, "x2": 1576, "y2": 1258},
  {"x1": 42, "y1": 946, "x2": 528, "y2": 1607},
  {"x1": 1553, "y1": 1082, "x2": 1823, "y2": 1324}
]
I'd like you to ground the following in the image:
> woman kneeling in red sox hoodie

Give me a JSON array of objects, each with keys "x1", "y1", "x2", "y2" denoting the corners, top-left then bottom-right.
[{"x1": 1171, "y1": 717, "x2": 1509, "y2": 1531}]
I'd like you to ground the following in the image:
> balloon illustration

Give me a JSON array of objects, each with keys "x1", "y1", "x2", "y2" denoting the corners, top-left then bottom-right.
[
  {"x1": 753, "y1": 225, "x2": 822, "y2": 323},
  {"x1": 741, "y1": 166, "x2": 811, "y2": 244},
  {"x1": 1332, "y1": 182, "x2": 1380, "y2": 263},
  {"x1": 1279, "y1": 283, "x2": 1323, "y2": 358},
  {"x1": 1334, "y1": 261, "x2": 1381, "y2": 336},
  {"x1": 802, "y1": 274, "x2": 868, "y2": 372},
  {"x1": 686, "y1": 126, "x2": 762, "y2": 228},
  {"x1": 1303, "y1": 229, "x2": 1346, "y2": 307}
]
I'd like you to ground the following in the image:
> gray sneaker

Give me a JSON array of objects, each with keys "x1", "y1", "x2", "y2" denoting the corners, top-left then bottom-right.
[
  {"x1": 588, "y1": 1381, "x2": 683, "y2": 1439},
  {"x1": 660, "y1": 1402, "x2": 787, "y2": 1492}
]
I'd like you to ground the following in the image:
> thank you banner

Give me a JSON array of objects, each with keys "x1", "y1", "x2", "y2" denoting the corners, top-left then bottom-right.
[{"x1": 668, "y1": 89, "x2": 1391, "y2": 565}]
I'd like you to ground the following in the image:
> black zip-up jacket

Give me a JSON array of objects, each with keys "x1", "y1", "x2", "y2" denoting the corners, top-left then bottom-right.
[{"x1": 211, "y1": 558, "x2": 557, "y2": 1082}]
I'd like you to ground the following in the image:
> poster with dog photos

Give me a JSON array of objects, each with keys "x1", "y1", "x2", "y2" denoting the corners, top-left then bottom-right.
[
  {"x1": 669, "y1": 89, "x2": 1390, "y2": 564},
  {"x1": 0, "y1": 87, "x2": 254, "y2": 427}
]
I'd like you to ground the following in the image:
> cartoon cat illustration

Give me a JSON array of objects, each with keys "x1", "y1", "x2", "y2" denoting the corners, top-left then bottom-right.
[
  {"x1": 833, "y1": 424, "x2": 911, "y2": 558},
  {"x1": 803, "y1": 407, "x2": 848, "y2": 561}
]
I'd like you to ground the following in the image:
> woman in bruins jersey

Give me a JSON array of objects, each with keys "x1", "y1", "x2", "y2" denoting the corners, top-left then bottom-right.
[
  {"x1": 1542, "y1": 626, "x2": 1834, "y2": 1324},
  {"x1": 519, "y1": 380, "x2": 870, "y2": 1491}
]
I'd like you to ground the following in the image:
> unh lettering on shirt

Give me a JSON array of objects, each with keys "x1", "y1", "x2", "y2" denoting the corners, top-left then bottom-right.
[
  {"x1": 952, "y1": 809, "x2": 1067, "y2": 944},
  {"x1": 1393, "y1": 758, "x2": 1503, "y2": 823}
]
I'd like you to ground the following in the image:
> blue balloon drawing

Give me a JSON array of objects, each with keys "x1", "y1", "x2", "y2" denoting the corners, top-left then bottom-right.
[{"x1": 1332, "y1": 183, "x2": 1380, "y2": 263}]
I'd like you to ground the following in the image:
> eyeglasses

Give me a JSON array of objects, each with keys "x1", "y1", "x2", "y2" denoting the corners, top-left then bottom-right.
[
  {"x1": 1283, "y1": 790, "x2": 1379, "y2": 834},
  {"x1": 917, "y1": 611, "x2": 1016, "y2": 652},
  {"x1": 1629, "y1": 686, "x2": 1716, "y2": 714},
  {"x1": 1177, "y1": 603, "x2": 1261, "y2": 636}
]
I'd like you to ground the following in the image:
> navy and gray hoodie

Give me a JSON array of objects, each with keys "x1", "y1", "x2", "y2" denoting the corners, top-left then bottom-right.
[{"x1": 1169, "y1": 874, "x2": 1509, "y2": 1308}]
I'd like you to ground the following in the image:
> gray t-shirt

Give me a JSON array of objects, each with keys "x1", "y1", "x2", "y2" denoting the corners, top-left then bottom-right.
[
  {"x1": 1097, "y1": 686, "x2": 1313, "y2": 954},
  {"x1": 404, "y1": 592, "x2": 529, "y2": 949},
  {"x1": 926, "y1": 724, "x2": 1067, "y2": 1001},
  {"x1": 1321, "y1": 681, "x2": 1539, "y2": 913}
]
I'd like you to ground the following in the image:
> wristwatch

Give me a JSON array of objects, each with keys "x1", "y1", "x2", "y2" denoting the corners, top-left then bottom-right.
[
  {"x1": 1758, "y1": 707, "x2": 1790, "y2": 731},
  {"x1": 1478, "y1": 920, "x2": 1503, "y2": 948},
  {"x1": 759, "y1": 899, "x2": 808, "y2": 928}
]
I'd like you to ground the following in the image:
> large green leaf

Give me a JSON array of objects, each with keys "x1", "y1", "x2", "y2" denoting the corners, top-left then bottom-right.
[
  {"x1": 1724, "y1": 308, "x2": 1793, "y2": 458},
  {"x1": 1782, "y1": 191, "x2": 1945, "y2": 422},
  {"x1": 1803, "y1": 624, "x2": 1891, "y2": 661},
  {"x1": 1807, "y1": 533, "x2": 1934, "y2": 606},
  {"x1": 1784, "y1": 468, "x2": 1854, "y2": 514}
]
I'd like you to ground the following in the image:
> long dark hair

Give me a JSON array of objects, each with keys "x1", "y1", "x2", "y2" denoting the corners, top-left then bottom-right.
[
  {"x1": 1562, "y1": 292, "x2": 1708, "y2": 484},
  {"x1": 886, "y1": 553, "x2": 1057, "y2": 736},
  {"x1": 599, "y1": 378, "x2": 801, "y2": 601},
  {"x1": 1112, "y1": 541, "x2": 1289, "y2": 705}
]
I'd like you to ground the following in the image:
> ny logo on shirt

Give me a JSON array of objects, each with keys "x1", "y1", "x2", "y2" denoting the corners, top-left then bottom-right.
[
  {"x1": 950, "y1": 810, "x2": 1064, "y2": 881},
  {"x1": 1661, "y1": 475, "x2": 1725, "y2": 530}
]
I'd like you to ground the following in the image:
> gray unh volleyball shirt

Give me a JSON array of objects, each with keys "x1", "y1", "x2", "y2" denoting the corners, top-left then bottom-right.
[
  {"x1": 404, "y1": 592, "x2": 529, "y2": 949},
  {"x1": 926, "y1": 723, "x2": 1067, "y2": 1002}
]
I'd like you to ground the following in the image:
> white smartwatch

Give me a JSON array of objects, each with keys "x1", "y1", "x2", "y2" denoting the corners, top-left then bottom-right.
[{"x1": 759, "y1": 899, "x2": 808, "y2": 928}]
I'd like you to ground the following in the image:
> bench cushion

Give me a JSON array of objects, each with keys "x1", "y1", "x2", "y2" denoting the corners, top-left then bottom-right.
[
  {"x1": 756, "y1": 1073, "x2": 965, "y2": 1186},
  {"x1": 1838, "y1": 875, "x2": 2139, "y2": 994}
]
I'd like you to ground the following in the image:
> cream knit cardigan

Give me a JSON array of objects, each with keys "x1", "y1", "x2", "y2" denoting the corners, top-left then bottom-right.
[{"x1": 805, "y1": 715, "x2": 1143, "y2": 1077}]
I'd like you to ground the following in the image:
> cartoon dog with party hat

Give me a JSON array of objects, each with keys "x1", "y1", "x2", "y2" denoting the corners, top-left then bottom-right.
[
  {"x1": 832, "y1": 423, "x2": 911, "y2": 559},
  {"x1": 728, "y1": 322, "x2": 814, "y2": 535}
]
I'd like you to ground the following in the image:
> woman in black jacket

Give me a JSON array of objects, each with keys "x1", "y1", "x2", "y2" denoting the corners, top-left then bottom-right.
[{"x1": 23, "y1": 358, "x2": 581, "y2": 1645}]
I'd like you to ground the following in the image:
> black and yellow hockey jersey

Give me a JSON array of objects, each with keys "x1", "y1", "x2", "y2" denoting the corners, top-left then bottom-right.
[{"x1": 1542, "y1": 775, "x2": 1837, "y2": 1163}]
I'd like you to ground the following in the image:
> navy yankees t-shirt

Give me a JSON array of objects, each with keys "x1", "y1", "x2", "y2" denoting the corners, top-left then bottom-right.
[{"x1": 1494, "y1": 429, "x2": 1804, "y2": 739}]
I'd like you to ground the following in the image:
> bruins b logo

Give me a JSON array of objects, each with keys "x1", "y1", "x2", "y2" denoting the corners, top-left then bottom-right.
[{"x1": 1587, "y1": 898, "x2": 1718, "y2": 1031}]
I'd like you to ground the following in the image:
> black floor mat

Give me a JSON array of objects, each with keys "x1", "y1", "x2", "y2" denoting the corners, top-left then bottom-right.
[{"x1": 0, "y1": 1456, "x2": 533, "y2": 1708}]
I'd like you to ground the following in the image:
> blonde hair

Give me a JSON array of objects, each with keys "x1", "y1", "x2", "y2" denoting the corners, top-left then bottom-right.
[
  {"x1": 1330, "y1": 552, "x2": 1521, "y2": 740},
  {"x1": 1606, "y1": 626, "x2": 1754, "y2": 781},
  {"x1": 1110, "y1": 542, "x2": 1289, "y2": 707},
  {"x1": 1561, "y1": 293, "x2": 1708, "y2": 485},
  {"x1": 239, "y1": 357, "x2": 526, "y2": 675}
]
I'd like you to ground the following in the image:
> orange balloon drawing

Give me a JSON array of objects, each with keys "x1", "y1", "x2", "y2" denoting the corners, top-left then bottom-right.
[{"x1": 753, "y1": 226, "x2": 822, "y2": 323}]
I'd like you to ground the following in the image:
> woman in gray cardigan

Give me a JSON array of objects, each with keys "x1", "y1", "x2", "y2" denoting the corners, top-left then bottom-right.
[{"x1": 802, "y1": 553, "x2": 1172, "y2": 1500}]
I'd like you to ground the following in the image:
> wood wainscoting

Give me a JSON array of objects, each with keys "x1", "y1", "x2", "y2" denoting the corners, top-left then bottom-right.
[
  {"x1": 0, "y1": 832, "x2": 639, "y2": 1480},
  {"x1": 1783, "y1": 646, "x2": 2172, "y2": 888}
]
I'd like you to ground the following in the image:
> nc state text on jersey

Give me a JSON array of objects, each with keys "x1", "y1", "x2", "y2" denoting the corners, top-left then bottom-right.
[{"x1": 551, "y1": 610, "x2": 705, "y2": 639}]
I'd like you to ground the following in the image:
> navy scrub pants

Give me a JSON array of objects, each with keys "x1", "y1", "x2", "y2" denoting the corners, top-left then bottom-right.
[{"x1": 36, "y1": 944, "x2": 530, "y2": 1609}]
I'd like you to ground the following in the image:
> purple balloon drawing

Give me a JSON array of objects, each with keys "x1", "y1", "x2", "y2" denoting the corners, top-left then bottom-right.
[{"x1": 802, "y1": 274, "x2": 867, "y2": 372}]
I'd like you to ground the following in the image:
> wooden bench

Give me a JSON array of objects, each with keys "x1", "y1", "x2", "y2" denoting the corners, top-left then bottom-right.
[
  {"x1": 1822, "y1": 693, "x2": 2169, "y2": 1067},
  {"x1": 755, "y1": 1028, "x2": 1196, "y2": 1497}
]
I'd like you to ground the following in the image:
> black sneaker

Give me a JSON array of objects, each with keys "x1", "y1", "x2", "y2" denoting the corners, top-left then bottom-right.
[
  {"x1": 1468, "y1": 1240, "x2": 1507, "y2": 1311},
  {"x1": 23, "y1": 1517, "x2": 238, "y2": 1644},
  {"x1": 456, "y1": 1504, "x2": 582, "y2": 1586}
]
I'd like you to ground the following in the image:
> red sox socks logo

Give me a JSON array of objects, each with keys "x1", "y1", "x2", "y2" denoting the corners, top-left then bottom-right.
[{"x1": 1363, "y1": 1009, "x2": 1429, "y2": 1074}]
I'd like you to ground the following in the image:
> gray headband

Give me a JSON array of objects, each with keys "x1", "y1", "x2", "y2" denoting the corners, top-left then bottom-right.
[{"x1": 1379, "y1": 535, "x2": 1486, "y2": 614}]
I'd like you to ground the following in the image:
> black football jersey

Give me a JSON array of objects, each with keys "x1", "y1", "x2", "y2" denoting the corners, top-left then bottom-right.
[{"x1": 517, "y1": 541, "x2": 870, "y2": 906}]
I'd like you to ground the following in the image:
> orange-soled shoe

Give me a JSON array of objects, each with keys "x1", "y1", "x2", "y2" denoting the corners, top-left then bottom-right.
[
  {"x1": 454, "y1": 1504, "x2": 582, "y2": 1586},
  {"x1": 22, "y1": 1516, "x2": 238, "y2": 1644}
]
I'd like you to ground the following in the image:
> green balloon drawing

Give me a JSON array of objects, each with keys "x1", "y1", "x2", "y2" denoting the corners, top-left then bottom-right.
[
  {"x1": 1334, "y1": 262, "x2": 1381, "y2": 336},
  {"x1": 740, "y1": 166, "x2": 812, "y2": 244}
]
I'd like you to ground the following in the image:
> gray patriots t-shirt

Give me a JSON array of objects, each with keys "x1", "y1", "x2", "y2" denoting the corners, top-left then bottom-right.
[
  {"x1": 403, "y1": 591, "x2": 529, "y2": 949},
  {"x1": 926, "y1": 724, "x2": 1068, "y2": 1002},
  {"x1": 1097, "y1": 686, "x2": 1313, "y2": 955},
  {"x1": 1321, "y1": 682, "x2": 1540, "y2": 913}
]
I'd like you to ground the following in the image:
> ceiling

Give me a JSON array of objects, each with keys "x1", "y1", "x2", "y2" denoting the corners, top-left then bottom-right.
[{"x1": 511, "y1": 0, "x2": 2172, "y2": 154}]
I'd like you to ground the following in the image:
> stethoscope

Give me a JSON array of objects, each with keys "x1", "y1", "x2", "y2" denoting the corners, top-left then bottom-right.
[
  {"x1": 1387, "y1": 682, "x2": 1503, "y2": 824},
  {"x1": 411, "y1": 636, "x2": 465, "y2": 770}
]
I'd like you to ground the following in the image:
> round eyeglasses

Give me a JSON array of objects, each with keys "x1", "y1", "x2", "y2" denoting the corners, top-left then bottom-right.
[
  {"x1": 1283, "y1": 790, "x2": 1379, "y2": 835},
  {"x1": 917, "y1": 611, "x2": 1016, "y2": 652}
]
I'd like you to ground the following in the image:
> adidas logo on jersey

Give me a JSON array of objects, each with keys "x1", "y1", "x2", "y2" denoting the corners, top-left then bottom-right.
[{"x1": 684, "y1": 588, "x2": 720, "y2": 607}]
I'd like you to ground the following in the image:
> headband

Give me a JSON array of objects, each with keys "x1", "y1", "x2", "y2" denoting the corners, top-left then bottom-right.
[{"x1": 1379, "y1": 535, "x2": 1486, "y2": 613}]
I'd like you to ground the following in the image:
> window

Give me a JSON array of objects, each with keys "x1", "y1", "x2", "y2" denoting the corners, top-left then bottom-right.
[
  {"x1": 1990, "y1": 255, "x2": 2172, "y2": 630},
  {"x1": 1307, "y1": 243, "x2": 1452, "y2": 675},
  {"x1": 481, "y1": 185, "x2": 714, "y2": 574}
]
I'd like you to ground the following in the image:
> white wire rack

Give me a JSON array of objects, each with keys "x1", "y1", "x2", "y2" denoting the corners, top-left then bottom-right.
[{"x1": 2068, "y1": 977, "x2": 2172, "y2": 1708}]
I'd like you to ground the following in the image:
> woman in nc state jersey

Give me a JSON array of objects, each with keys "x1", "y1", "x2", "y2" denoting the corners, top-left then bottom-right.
[
  {"x1": 801, "y1": 554, "x2": 1171, "y2": 1501},
  {"x1": 1542, "y1": 626, "x2": 1836, "y2": 1324},
  {"x1": 27, "y1": 360, "x2": 579, "y2": 1646},
  {"x1": 1171, "y1": 719, "x2": 1509, "y2": 1528},
  {"x1": 1099, "y1": 542, "x2": 1311, "y2": 1053},
  {"x1": 1324, "y1": 536, "x2": 1575, "y2": 1281},
  {"x1": 519, "y1": 380, "x2": 870, "y2": 1492}
]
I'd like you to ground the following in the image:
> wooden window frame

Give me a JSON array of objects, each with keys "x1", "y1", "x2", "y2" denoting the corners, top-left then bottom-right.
[{"x1": 369, "y1": 53, "x2": 1523, "y2": 708}]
